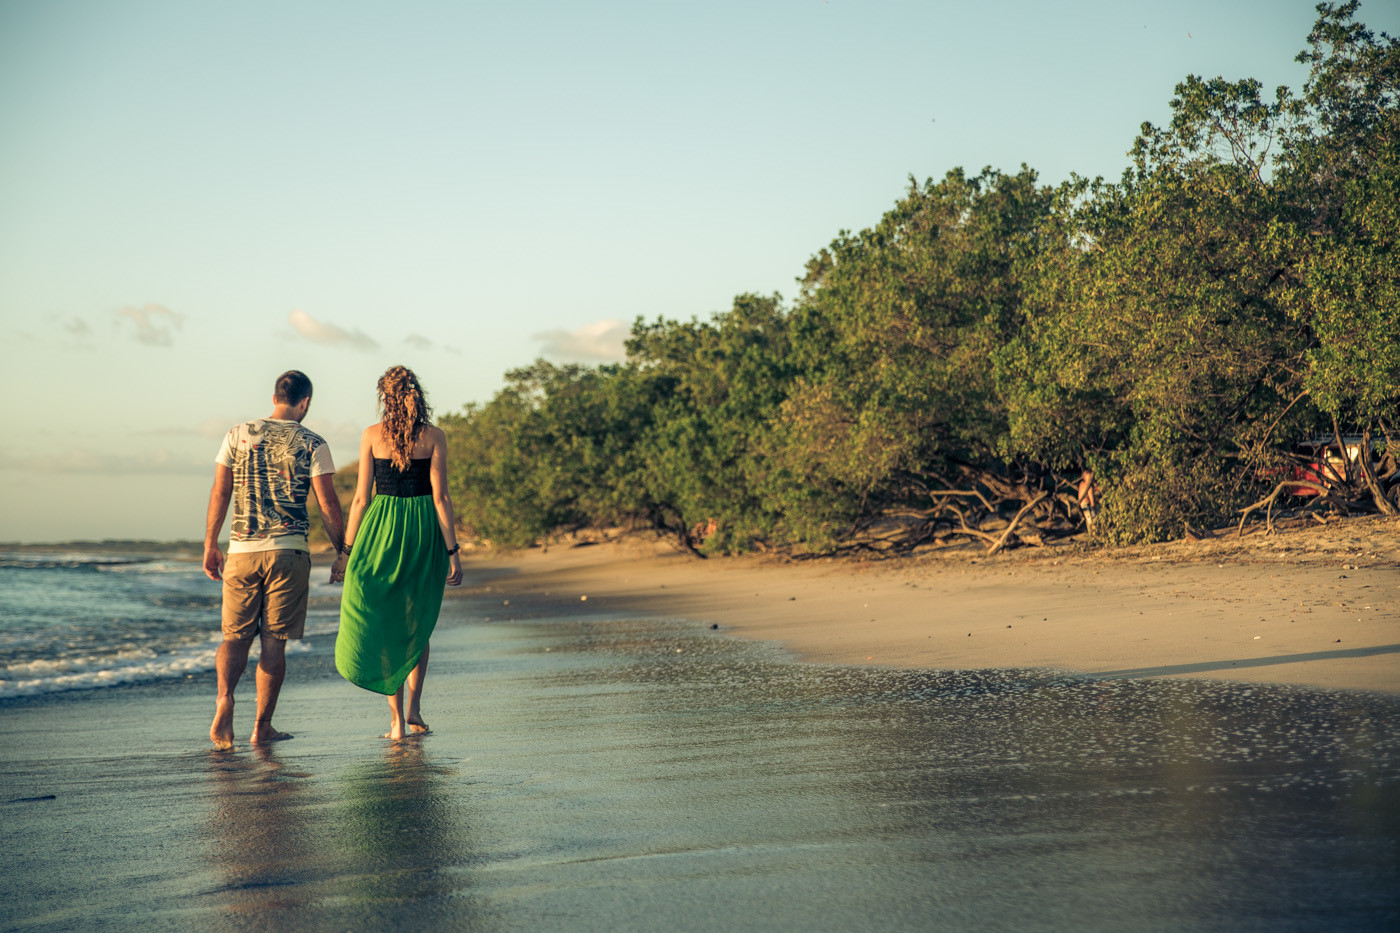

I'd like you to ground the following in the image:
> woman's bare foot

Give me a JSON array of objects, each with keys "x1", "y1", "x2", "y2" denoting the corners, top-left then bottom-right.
[
  {"x1": 407, "y1": 718, "x2": 430, "y2": 735},
  {"x1": 210, "y1": 697, "x2": 235, "y2": 750},
  {"x1": 384, "y1": 718, "x2": 407, "y2": 740},
  {"x1": 250, "y1": 722, "x2": 293, "y2": 744}
]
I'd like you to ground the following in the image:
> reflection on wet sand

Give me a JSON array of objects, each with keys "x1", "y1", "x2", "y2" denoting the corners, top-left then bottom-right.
[
  {"x1": 204, "y1": 745, "x2": 319, "y2": 926},
  {"x1": 3, "y1": 608, "x2": 1391, "y2": 931},
  {"x1": 202, "y1": 740, "x2": 490, "y2": 930},
  {"x1": 330, "y1": 741, "x2": 491, "y2": 926}
]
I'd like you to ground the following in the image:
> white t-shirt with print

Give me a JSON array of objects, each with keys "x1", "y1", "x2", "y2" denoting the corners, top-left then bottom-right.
[{"x1": 215, "y1": 418, "x2": 335, "y2": 553}]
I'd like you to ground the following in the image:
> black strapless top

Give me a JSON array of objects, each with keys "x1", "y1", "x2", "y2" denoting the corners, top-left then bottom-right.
[{"x1": 373, "y1": 457, "x2": 432, "y2": 497}]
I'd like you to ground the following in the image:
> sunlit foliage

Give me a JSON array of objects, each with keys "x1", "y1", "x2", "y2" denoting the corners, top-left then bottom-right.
[{"x1": 440, "y1": 3, "x2": 1397, "y2": 550}]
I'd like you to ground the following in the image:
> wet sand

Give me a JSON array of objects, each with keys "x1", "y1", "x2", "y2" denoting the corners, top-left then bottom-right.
[
  {"x1": 3, "y1": 591, "x2": 1398, "y2": 931},
  {"x1": 457, "y1": 515, "x2": 1400, "y2": 694}
]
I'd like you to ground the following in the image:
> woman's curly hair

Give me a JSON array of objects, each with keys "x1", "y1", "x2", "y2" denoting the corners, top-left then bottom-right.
[{"x1": 377, "y1": 365, "x2": 432, "y2": 470}]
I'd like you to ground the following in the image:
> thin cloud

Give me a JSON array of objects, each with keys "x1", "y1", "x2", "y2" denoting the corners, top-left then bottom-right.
[
  {"x1": 288, "y1": 309, "x2": 378, "y2": 350},
  {"x1": 534, "y1": 318, "x2": 627, "y2": 362},
  {"x1": 115, "y1": 303, "x2": 183, "y2": 346},
  {"x1": 404, "y1": 333, "x2": 433, "y2": 351},
  {"x1": 49, "y1": 313, "x2": 95, "y2": 350},
  {"x1": 150, "y1": 417, "x2": 244, "y2": 440},
  {"x1": 0, "y1": 447, "x2": 208, "y2": 476}
]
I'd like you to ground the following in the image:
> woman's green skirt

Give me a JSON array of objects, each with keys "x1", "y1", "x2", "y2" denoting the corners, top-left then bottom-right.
[{"x1": 335, "y1": 494, "x2": 448, "y2": 695}]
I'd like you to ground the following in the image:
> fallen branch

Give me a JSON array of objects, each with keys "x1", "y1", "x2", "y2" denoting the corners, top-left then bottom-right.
[
  {"x1": 951, "y1": 524, "x2": 999, "y2": 546},
  {"x1": 1238, "y1": 481, "x2": 1319, "y2": 536},
  {"x1": 988, "y1": 492, "x2": 1050, "y2": 556},
  {"x1": 926, "y1": 487, "x2": 997, "y2": 512}
]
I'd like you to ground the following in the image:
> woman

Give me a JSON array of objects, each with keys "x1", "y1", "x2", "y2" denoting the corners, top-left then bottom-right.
[{"x1": 334, "y1": 366, "x2": 463, "y2": 739}]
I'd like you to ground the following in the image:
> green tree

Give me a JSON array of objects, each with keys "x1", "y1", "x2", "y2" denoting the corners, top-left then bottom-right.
[
  {"x1": 1284, "y1": 2, "x2": 1399, "y2": 429},
  {"x1": 1000, "y1": 2, "x2": 1399, "y2": 539},
  {"x1": 627, "y1": 293, "x2": 846, "y2": 553},
  {"x1": 788, "y1": 167, "x2": 1056, "y2": 503}
]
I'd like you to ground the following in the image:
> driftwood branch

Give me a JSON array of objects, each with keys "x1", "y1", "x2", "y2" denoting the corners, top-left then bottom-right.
[
  {"x1": 988, "y1": 492, "x2": 1050, "y2": 556},
  {"x1": 837, "y1": 463, "x2": 1092, "y2": 555},
  {"x1": 952, "y1": 525, "x2": 999, "y2": 545},
  {"x1": 1237, "y1": 481, "x2": 1320, "y2": 536}
]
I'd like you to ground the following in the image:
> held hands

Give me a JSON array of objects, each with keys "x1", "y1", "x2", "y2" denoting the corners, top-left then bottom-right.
[{"x1": 324, "y1": 545, "x2": 455, "y2": 584}]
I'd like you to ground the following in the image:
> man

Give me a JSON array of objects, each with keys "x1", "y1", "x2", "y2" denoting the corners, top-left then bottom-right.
[
  {"x1": 203, "y1": 370, "x2": 346, "y2": 750},
  {"x1": 1077, "y1": 468, "x2": 1099, "y2": 533}
]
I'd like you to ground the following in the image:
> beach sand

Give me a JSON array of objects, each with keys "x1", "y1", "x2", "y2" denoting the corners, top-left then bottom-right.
[
  {"x1": 4, "y1": 519, "x2": 1398, "y2": 929},
  {"x1": 453, "y1": 514, "x2": 1400, "y2": 695}
]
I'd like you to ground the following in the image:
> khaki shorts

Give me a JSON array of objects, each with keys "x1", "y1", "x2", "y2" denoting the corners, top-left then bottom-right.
[{"x1": 221, "y1": 549, "x2": 312, "y2": 640}]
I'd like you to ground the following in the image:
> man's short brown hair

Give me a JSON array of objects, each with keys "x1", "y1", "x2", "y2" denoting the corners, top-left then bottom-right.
[{"x1": 274, "y1": 370, "x2": 313, "y2": 406}]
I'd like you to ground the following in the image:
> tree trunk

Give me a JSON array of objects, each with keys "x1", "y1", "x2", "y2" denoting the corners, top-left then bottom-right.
[{"x1": 1358, "y1": 430, "x2": 1399, "y2": 516}]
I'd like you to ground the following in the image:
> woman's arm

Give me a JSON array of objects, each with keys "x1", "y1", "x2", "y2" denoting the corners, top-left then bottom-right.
[
  {"x1": 428, "y1": 425, "x2": 462, "y2": 586},
  {"x1": 314, "y1": 472, "x2": 347, "y2": 583},
  {"x1": 342, "y1": 426, "x2": 377, "y2": 561}
]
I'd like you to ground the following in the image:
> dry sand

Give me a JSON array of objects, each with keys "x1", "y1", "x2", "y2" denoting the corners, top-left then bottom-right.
[{"x1": 454, "y1": 514, "x2": 1400, "y2": 694}]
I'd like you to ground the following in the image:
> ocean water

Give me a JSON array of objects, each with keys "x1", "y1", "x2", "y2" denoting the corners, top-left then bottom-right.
[{"x1": 0, "y1": 547, "x2": 340, "y2": 698}]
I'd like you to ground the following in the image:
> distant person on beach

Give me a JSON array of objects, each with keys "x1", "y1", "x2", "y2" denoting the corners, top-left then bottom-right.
[
  {"x1": 1077, "y1": 469, "x2": 1099, "y2": 532},
  {"x1": 203, "y1": 370, "x2": 346, "y2": 750},
  {"x1": 334, "y1": 366, "x2": 463, "y2": 740}
]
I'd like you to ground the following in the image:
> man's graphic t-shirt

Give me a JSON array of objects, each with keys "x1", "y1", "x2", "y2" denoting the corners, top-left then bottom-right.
[{"x1": 215, "y1": 419, "x2": 335, "y2": 553}]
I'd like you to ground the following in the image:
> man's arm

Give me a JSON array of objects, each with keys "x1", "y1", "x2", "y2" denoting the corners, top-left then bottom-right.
[
  {"x1": 204, "y1": 465, "x2": 233, "y2": 581},
  {"x1": 311, "y1": 472, "x2": 346, "y2": 582}
]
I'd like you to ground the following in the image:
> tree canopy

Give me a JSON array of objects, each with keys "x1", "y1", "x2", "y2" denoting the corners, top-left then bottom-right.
[{"x1": 437, "y1": 3, "x2": 1398, "y2": 553}]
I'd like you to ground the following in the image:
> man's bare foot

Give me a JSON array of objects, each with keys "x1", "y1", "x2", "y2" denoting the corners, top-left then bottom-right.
[
  {"x1": 250, "y1": 723, "x2": 293, "y2": 744},
  {"x1": 407, "y1": 718, "x2": 430, "y2": 735},
  {"x1": 210, "y1": 697, "x2": 235, "y2": 750}
]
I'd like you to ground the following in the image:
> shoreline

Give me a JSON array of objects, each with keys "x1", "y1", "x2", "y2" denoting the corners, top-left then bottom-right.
[
  {"x1": 451, "y1": 514, "x2": 1400, "y2": 694},
  {"x1": 4, "y1": 517, "x2": 1393, "y2": 698}
]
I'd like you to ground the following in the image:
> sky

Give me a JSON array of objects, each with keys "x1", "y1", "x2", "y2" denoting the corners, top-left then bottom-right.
[{"x1": 2, "y1": 0, "x2": 1396, "y2": 543}]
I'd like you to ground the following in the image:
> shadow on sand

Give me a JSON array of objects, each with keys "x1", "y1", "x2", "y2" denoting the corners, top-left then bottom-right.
[{"x1": 1089, "y1": 643, "x2": 1400, "y2": 682}]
